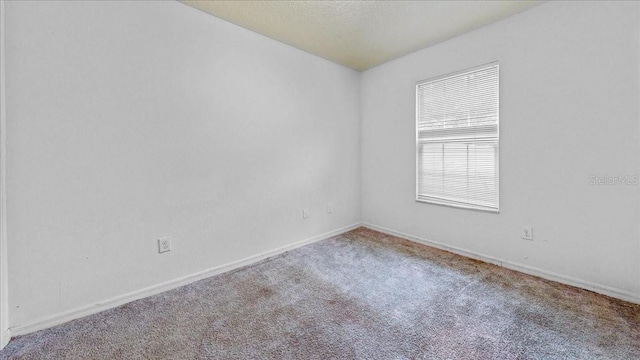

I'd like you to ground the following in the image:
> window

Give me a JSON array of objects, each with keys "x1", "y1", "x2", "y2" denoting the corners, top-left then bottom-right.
[{"x1": 416, "y1": 63, "x2": 499, "y2": 212}]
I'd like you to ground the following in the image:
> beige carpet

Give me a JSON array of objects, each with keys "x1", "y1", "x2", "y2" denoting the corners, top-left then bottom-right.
[{"x1": 2, "y1": 227, "x2": 639, "y2": 359}]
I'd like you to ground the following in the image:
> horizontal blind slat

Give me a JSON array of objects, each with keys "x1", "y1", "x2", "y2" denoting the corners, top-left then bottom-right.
[{"x1": 416, "y1": 63, "x2": 499, "y2": 211}]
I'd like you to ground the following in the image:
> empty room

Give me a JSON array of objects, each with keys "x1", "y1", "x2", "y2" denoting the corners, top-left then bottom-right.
[{"x1": 0, "y1": 0, "x2": 639, "y2": 358}]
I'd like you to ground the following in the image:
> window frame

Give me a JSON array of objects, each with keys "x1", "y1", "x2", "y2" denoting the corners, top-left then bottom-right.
[{"x1": 415, "y1": 62, "x2": 500, "y2": 213}]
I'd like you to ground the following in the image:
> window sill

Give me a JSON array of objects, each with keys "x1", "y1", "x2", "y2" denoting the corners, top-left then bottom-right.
[{"x1": 415, "y1": 197, "x2": 499, "y2": 214}]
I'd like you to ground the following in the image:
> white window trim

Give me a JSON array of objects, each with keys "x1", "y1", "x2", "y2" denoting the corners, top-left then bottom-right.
[{"x1": 415, "y1": 61, "x2": 500, "y2": 213}]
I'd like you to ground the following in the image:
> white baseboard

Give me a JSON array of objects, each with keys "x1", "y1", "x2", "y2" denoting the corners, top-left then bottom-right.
[
  {"x1": 363, "y1": 223, "x2": 640, "y2": 305},
  {"x1": 11, "y1": 223, "x2": 362, "y2": 337}
]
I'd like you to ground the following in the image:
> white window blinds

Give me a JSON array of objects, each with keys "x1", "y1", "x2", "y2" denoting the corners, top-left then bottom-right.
[{"x1": 416, "y1": 63, "x2": 499, "y2": 212}]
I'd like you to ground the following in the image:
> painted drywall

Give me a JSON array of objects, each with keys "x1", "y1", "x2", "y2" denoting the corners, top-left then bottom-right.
[
  {"x1": 4, "y1": 0, "x2": 360, "y2": 327},
  {"x1": 0, "y1": 0, "x2": 10, "y2": 348},
  {"x1": 361, "y1": 1, "x2": 640, "y2": 299}
]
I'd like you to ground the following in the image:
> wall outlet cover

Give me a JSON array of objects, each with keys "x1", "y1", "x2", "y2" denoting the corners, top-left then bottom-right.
[
  {"x1": 521, "y1": 226, "x2": 533, "y2": 240},
  {"x1": 158, "y1": 237, "x2": 172, "y2": 253}
]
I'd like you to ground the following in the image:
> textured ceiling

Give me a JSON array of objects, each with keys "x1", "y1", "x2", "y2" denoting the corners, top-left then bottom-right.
[{"x1": 180, "y1": 1, "x2": 541, "y2": 71}]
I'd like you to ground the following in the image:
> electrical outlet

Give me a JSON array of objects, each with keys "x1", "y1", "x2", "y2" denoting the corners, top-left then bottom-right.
[
  {"x1": 158, "y1": 237, "x2": 171, "y2": 253},
  {"x1": 521, "y1": 226, "x2": 533, "y2": 240},
  {"x1": 302, "y1": 208, "x2": 309, "y2": 219},
  {"x1": 327, "y1": 203, "x2": 333, "y2": 214}
]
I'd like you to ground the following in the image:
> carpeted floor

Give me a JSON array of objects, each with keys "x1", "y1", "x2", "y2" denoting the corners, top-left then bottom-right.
[{"x1": 2, "y1": 227, "x2": 640, "y2": 359}]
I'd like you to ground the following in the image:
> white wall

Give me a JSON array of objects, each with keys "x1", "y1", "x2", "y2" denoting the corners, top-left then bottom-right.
[
  {"x1": 0, "y1": 0, "x2": 10, "y2": 348},
  {"x1": 361, "y1": 1, "x2": 640, "y2": 300},
  {"x1": 5, "y1": 0, "x2": 360, "y2": 327}
]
